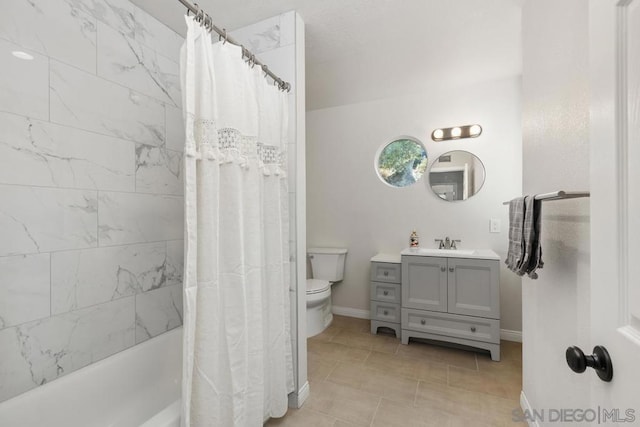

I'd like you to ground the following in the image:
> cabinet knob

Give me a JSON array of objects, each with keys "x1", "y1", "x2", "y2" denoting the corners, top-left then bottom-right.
[
  {"x1": 440, "y1": 267, "x2": 446, "y2": 272},
  {"x1": 383, "y1": 310, "x2": 389, "y2": 316},
  {"x1": 420, "y1": 319, "x2": 426, "y2": 325},
  {"x1": 383, "y1": 271, "x2": 389, "y2": 276},
  {"x1": 470, "y1": 326, "x2": 476, "y2": 332},
  {"x1": 383, "y1": 290, "x2": 389, "y2": 296},
  {"x1": 449, "y1": 267, "x2": 454, "y2": 273}
]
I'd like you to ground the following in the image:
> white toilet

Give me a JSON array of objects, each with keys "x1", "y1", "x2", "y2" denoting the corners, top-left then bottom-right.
[{"x1": 306, "y1": 247, "x2": 347, "y2": 337}]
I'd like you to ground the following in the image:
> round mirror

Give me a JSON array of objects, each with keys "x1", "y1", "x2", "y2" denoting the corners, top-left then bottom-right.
[
  {"x1": 429, "y1": 150, "x2": 485, "y2": 201},
  {"x1": 375, "y1": 137, "x2": 428, "y2": 188}
]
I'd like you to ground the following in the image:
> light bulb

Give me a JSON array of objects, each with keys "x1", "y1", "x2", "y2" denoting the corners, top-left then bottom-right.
[
  {"x1": 12, "y1": 51, "x2": 34, "y2": 60},
  {"x1": 432, "y1": 129, "x2": 444, "y2": 140},
  {"x1": 469, "y1": 124, "x2": 482, "y2": 136},
  {"x1": 451, "y1": 127, "x2": 461, "y2": 138}
]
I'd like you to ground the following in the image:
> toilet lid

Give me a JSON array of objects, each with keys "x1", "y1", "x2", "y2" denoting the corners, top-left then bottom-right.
[{"x1": 306, "y1": 279, "x2": 330, "y2": 295}]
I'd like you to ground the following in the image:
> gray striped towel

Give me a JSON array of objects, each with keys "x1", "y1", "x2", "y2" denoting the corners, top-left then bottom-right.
[
  {"x1": 506, "y1": 197, "x2": 525, "y2": 272},
  {"x1": 506, "y1": 195, "x2": 543, "y2": 279}
]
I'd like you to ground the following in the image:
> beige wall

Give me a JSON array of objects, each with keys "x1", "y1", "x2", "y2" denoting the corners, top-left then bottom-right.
[{"x1": 306, "y1": 76, "x2": 523, "y2": 333}]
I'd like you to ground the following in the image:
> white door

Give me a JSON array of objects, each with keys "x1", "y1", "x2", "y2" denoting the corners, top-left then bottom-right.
[{"x1": 589, "y1": 0, "x2": 640, "y2": 420}]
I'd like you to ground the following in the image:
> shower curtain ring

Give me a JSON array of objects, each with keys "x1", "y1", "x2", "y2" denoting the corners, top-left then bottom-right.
[
  {"x1": 251, "y1": 54, "x2": 256, "y2": 68},
  {"x1": 262, "y1": 64, "x2": 269, "y2": 77},
  {"x1": 195, "y1": 6, "x2": 204, "y2": 24}
]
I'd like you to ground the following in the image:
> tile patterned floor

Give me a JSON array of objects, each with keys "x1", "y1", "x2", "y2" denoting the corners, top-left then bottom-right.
[{"x1": 267, "y1": 315, "x2": 525, "y2": 427}]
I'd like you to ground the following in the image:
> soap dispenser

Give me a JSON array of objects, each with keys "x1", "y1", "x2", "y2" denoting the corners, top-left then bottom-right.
[{"x1": 410, "y1": 230, "x2": 419, "y2": 247}]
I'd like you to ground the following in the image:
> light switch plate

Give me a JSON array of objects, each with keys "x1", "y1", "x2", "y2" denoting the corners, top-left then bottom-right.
[{"x1": 490, "y1": 218, "x2": 501, "y2": 233}]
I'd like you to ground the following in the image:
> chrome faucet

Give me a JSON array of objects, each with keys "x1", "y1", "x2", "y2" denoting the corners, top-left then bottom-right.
[{"x1": 434, "y1": 237, "x2": 461, "y2": 250}]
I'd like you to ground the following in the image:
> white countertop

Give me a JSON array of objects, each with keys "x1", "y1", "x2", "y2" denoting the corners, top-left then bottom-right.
[
  {"x1": 400, "y1": 247, "x2": 500, "y2": 261},
  {"x1": 370, "y1": 253, "x2": 402, "y2": 264}
]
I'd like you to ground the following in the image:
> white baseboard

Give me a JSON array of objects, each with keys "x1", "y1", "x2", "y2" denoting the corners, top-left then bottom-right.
[
  {"x1": 500, "y1": 329, "x2": 522, "y2": 342},
  {"x1": 288, "y1": 381, "x2": 309, "y2": 409},
  {"x1": 331, "y1": 305, "x2": 370, "y2": 319},
  {"x1": 520, "y1": 390, "x2": 539, "y2": 427}
]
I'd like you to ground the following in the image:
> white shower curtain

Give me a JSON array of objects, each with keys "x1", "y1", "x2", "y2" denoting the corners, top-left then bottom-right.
[{"x1": 180, "y1": 17, "x2": 294, "y2": 427}]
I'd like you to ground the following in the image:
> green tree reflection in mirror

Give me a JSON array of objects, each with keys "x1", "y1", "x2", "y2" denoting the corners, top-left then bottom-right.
[{"x1": 378, "y1": 139, "x2": 428, "y2": 187}]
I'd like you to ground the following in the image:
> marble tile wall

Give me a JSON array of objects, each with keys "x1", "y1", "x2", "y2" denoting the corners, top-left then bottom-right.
[{"x1": 0, "y1": 0, "x2": 185, "y2": 402}]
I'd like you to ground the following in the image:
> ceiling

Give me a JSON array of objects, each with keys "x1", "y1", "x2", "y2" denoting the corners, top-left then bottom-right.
[{"x1": 131, "y1": 0, "x2": 523, "y2": 110}]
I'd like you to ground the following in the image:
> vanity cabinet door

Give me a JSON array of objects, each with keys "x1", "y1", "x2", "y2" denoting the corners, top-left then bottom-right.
[
  {"x1": 447, "y1": 258, "x2": 500, "y2": 319},
  {"x1": 402, "y1": 256, "x2": 447, "y2": 312}
]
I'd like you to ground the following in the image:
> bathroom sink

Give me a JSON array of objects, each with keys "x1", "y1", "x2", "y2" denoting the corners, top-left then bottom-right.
[
  {"x1": 412, "y1": 248, "x2": 476, "y2": 256},
  {"x1": 400, "y1": 247, "x2": 500, "y2": 260}
]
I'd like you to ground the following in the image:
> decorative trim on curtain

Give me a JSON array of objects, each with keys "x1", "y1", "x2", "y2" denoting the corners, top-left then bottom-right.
[{"x1": 188, "y1": 122, "x2": 287, "y2": 177}]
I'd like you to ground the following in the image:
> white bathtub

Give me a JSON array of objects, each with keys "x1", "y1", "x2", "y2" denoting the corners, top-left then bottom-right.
[{"x1": 0, "y1": 327, "x2": 182, "y2": 427}]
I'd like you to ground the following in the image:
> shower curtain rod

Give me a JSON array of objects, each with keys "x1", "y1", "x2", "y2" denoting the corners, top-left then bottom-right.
[{"x1": 177, "y1": 0, "x2": 291, "y2": 92}]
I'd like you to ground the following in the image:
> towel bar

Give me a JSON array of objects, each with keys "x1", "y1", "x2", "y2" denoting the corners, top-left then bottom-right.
[{"x1": 502, "y1": 191, "x2": 590, "y2": 205}]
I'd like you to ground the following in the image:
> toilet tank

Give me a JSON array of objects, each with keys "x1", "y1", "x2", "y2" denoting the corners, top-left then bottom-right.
[{"x1": 308, "y1": 247, "x2": 347, "y2": 282}]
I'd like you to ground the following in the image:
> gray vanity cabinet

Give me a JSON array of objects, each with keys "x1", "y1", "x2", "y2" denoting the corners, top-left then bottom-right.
[
  {"x1": 370, "y1": 258, "x2": 402, "y2": 338},
  {"x1": 401, "y1": 254, "x2": 501, "y2": 361}
]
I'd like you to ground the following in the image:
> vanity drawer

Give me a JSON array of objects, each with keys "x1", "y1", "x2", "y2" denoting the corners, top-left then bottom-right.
[
  {"x1": 371, "y1": 301, "x2": 401, "y2": 323},
  {"x1": 370, "y1": 282, "x2": 401, "y2": 304},
  {"x1": 371, "y1": 262, "x2": 401, "y2": 283},
  {"x1": 401, "y1": 309, "x2": 500, "y2": 344}
]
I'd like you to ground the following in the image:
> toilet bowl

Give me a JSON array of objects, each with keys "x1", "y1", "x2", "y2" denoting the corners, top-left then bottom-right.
[
  {"x1": 306, "y1": 248, "x2": 347, "y2": 338},
  {"x1": 306, "y1": 279, "x2": 332, "y2": 337}
]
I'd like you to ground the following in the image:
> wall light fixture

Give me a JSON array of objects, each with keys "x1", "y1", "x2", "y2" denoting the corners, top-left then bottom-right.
[{"x1": 431, "y1": 124, "x2": 482, "y2": 141}]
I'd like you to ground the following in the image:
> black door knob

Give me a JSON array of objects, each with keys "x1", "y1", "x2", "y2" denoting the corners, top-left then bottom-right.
[{"x1": 565, "y1": 345, "x2": 613, "y2": 382}]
